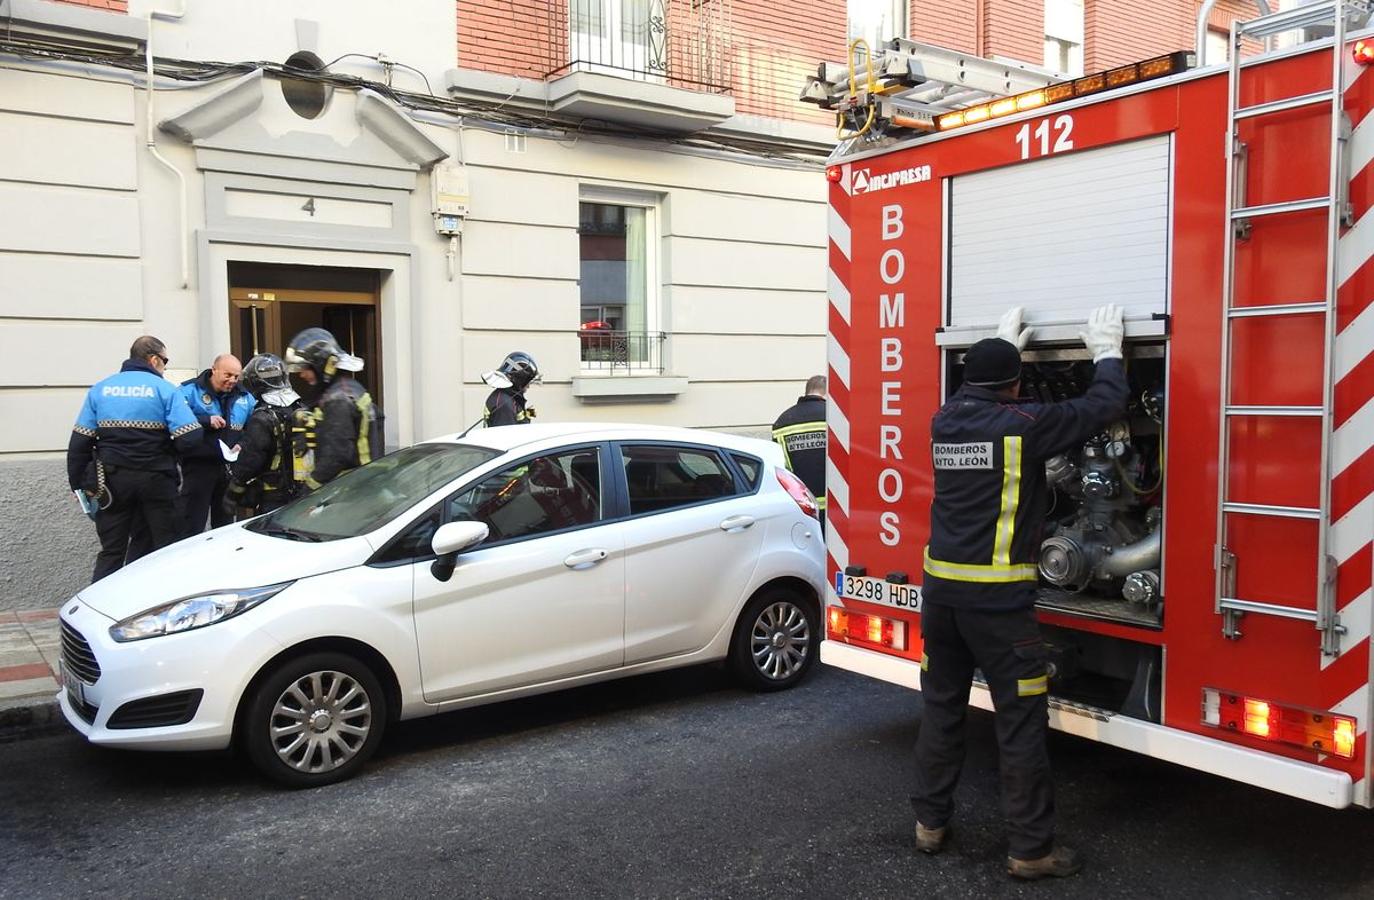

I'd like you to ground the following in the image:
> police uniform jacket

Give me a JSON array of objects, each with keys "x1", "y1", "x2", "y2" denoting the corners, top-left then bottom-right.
[
  {"x1": 484, "y1": 387, "x2": 530, "y2": 427},
  {"x1": 178, "y1": 370, "x2": 254, "y2": 465},
  {"x1": 311, "y1": 376, "x2": 381, "y2": 485},
  {"x1": 772, "y1": 395, "x2": 827, "y2": 511},
  {"x1": 67, "y1": 359, "x2": 202, "y2": 490},
  {"x1": 923, "y1": 359, "x2": 1129, "y2": 611}
]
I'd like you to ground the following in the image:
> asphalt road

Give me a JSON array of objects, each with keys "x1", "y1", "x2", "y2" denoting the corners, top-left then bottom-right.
[{"x1": 3, "y1": 664, "x2": 1374, "y2": 899}]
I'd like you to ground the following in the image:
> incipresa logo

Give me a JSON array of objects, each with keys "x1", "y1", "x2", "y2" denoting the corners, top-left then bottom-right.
[{"x1": 851, "y1": 164, "x2": 933, "y2": 193}]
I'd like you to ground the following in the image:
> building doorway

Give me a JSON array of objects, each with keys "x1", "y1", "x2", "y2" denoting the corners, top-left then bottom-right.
[{"x1": 227, "y1": 263, "x2": 383, "y2": 409}]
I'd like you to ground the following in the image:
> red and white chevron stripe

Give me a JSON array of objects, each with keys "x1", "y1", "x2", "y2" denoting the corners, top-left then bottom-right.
[
  {"x1": 826, "y1": 166, "x2": 853, "y2": 602},
  {"x1": 1330, "y1": 50, "x2": 1374, "y2": 804}
]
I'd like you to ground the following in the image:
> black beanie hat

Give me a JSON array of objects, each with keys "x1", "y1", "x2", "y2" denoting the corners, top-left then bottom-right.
[{"x1": 964, "y1": 337, "x2": 1022, "y2": 389}]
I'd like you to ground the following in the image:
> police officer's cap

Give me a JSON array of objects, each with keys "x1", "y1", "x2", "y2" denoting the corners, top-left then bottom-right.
[{"x1": 963, "y1": 337, "x2": 1021, "y2": 389}]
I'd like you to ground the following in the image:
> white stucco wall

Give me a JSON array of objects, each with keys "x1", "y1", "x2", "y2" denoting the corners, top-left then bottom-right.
[{"x1": 0, "y1": 6, "x2": 827, "y2": 609}]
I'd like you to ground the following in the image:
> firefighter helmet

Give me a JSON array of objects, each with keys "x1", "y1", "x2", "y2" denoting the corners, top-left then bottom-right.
[
  {"x1": 482, "y1": 351, "x2": 540, "y2": 391},
  {"x1": 241, "y1": 353, "x2": 300, "y2": 408},
  {"x1": 284, "y1": 327, "x2": 364, "y2": 382}
]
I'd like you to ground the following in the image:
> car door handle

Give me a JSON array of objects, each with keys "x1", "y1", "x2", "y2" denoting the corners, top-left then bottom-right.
[
  {"x1": 719, "y1": 515, "x2": 755, "y2": 532},
  {"x1": 564, "y1": 548, "x2": 609, "y2": 569}
]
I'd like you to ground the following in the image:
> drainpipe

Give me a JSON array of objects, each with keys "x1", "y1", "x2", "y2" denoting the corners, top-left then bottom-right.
[{"x1": 145, "y1": 1, "x2": 189, "y2": 288}]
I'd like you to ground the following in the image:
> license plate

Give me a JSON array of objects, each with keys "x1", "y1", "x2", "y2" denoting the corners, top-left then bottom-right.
[
  {"x1": 61, "y1": 662, "x2": 86, "y2": 708},
  {"x1": 835, "y1": 573, "x2": 922, "y2": 611}
]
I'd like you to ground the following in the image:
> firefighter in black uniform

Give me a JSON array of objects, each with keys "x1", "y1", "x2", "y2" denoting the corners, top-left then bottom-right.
[
  {"x1": 284, "y1": 328, "x2": 382, "y2": 489},
  {"x1": 772, "y1": 375, "x2": 827, "y2": 524},
  {"x1": 912, "y1": 304, "x2": 1128, "y2": 880},
  {"x1": 481, "y1": 352, "x2": 539, "y2": 427},
  {"x1": 222, "y1": 354, "x2": 303, "y2": 517}
]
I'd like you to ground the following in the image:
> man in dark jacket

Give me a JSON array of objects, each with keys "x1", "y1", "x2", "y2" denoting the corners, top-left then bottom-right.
[
  {"x1": 772, "y1": 375, "x2": 827, "y2": 524},
  {"x1": 178, "y1": 354, "x2": 253, "y2": 535},
  {"x1": 223, "y1": 353, "x2": 303, "y2": 517},
  {"x1": 67, "y1": 335, "x2": 202, "y2": 581},
  {"x1": 482, "y1": 351, "x2": 539, "y2": 427},
  {"x1": 285, "y1": 328, "x2": 381, "y2": 488},
  {"x1": 912, "y1": 305, "x2": 1128, "y2": 880}
]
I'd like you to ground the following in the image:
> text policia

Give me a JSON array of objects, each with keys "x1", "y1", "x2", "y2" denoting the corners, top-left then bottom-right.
[{"x1": 877, "y1": 201, "x2": 907, "y2": 547}]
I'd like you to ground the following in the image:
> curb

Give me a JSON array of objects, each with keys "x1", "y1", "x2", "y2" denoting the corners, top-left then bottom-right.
[{"x1": 0, "y1": 696, "x2": 65, "y2": 744}]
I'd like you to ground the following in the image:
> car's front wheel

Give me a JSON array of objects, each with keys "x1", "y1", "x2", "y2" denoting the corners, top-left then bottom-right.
[
  {"x1": 242, "y1": 651, "x2": 388, "y2": 788},
  {"x1": 729, "y1": 588, "x2": 818, "y2": 692}
]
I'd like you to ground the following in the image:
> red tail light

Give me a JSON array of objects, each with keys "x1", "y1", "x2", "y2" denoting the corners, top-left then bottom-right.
[
  {"x1": 775, "y1": 467, "x2": 818, "y2": 518},
  {"x1": 1203, "y1": 688, "x2": 1359, "y2": 759},
  {"x1": 828, "y1": 607, "x2": 907, "y2": 650}
]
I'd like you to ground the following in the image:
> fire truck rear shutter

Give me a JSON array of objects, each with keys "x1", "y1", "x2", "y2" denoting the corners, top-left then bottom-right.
[{"x1": 947, "y1": 135, "x2": 1171, "y2": 332}]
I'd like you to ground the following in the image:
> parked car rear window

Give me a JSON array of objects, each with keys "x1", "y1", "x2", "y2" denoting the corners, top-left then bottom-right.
[
  {"x1": 621, "y1": 445, "x2": 737, "y2": 515},
  {"x1": 252, "y1": 443, "x2": 498, "y2": 541},
  {"x1": 730, "y1": 453, "x2": 763, "y2": 489}
]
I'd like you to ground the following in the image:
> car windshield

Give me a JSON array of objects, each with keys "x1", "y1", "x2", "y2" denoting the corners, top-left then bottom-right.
[{"x1": 249, "y1": 443, "x2": 500, "y2": 541}]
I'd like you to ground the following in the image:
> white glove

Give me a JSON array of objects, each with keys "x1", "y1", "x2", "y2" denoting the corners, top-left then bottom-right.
[
  {"x1": 1081, "y1": 304, "x2": 1124, "y2": 362},
  {"x1": 996, "y1": 306, "x2": 1034, "y2": 350}
]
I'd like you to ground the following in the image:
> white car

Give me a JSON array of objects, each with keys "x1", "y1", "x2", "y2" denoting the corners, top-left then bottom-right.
[{"x1": 57, "y1": 424, "x2": 826, "y2": 787}]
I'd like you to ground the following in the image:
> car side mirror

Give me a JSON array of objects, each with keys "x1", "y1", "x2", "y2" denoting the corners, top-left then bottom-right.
[{"x1": 430, "y1": 520, "x2": 489, "y2": 582}]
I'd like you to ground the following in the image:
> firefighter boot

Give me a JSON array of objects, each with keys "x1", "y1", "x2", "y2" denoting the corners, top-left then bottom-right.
[
  {"x1": 1006, "y1": 846, "x2": 1082, "y2": 880},
  {"x1": 914, "y1": 822, "x2": 948, "y2": 855}
]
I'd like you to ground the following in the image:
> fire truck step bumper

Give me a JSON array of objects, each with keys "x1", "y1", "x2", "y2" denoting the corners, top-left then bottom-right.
[{"x1": 821, "y1": 640, "x2": 1355, "y2": 809}]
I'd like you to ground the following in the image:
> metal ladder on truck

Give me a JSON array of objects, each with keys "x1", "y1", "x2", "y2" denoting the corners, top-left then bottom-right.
[
  {"x1": 799, "y1": 38, "x2": 1056, "y2": 138},
  {"x1": 1215, "y1": 1, "x2": 1362, "y2": 656}
]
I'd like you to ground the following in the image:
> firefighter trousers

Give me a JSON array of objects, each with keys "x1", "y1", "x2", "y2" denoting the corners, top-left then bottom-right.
[{"x1": 911, "y1": 601, "x2": 1054, "y2": 860}]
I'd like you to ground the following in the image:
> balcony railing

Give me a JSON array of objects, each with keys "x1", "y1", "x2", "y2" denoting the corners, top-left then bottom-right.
[
  {"x1": 579, "y1": 329, "x2": 667, "y2": 373},
  {"x1": 547, "y1": 0, "x2": 732, "y2": 93}
]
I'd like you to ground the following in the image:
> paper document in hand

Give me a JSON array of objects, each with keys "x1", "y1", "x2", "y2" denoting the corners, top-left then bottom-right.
[{"x1": 219, "y1": 440, "x2": 241, "y2": 462}]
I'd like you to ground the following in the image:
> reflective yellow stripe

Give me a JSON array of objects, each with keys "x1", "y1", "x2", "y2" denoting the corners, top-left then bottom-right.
[
  {"x1": 922, "y1": 547, "x2": 1039, "y2": 584},
  {"x1": 1017, "y1": 675, "x2": 1048, "y2": 697},
  {"x1": 815, "y1": 495, "x2": 827, "y2": 510},
  {"x1": 772, "y1": 423, "x2": 825, "y2": 439},
  {"x1": 993, "y1": 436, "x2": 1022, "y2": 565},
  {"x1": 920, "y1": 652, "x2": 929, "y2": 672}
]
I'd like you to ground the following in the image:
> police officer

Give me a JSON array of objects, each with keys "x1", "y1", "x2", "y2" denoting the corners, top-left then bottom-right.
[
  {"x1": 912, "y1": 304, "x2": 1128, "y2": 880},
  {"x1": 481, "y1": 352, "x2": 539, "y2": 426},
  {"x1": 284, "y1": 328, "x2": 381, "y2": 488},
  {"x1": 178, "y1": 353, "x2": 254, "y2": 535},
  {"x1": 223, "y1": 354, "x2": 303, "y2": 517},
  {"x1": 67, "y1": 335, "x2": 203, "y2": 582},
  {"x1": 772, "y1": 375, "x2": 827, "y2": 524}
]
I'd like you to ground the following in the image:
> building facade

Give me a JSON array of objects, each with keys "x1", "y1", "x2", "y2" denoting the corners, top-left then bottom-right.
[{"x1": 1, "y1": 0, "x2": 1279, "y2": 608}]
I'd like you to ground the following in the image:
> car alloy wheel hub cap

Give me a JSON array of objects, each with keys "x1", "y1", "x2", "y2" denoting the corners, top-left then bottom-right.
[
  {"x1": 750, "y1": 600, "x2": 810, "y2": 681},
  {"x1": 268, "y1": 670, "x2": 372, "y2": 774}
]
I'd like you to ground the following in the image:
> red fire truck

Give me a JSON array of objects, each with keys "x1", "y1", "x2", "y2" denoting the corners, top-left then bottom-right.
[{"x1": 806, "y1": 1, "x2": 1374, "y2": 808}]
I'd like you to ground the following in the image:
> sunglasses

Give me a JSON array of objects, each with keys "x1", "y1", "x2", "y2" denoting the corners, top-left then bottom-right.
[{"x1": 155, "y1": 354, "x2": 169, "y2": 366}]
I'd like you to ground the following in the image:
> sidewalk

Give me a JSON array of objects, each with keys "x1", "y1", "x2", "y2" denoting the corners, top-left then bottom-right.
[{"x1": 0, "y1": 607, "x2": 65, "y2": 741}]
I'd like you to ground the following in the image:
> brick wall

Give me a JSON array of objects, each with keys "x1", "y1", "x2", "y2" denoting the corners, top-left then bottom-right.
[
  {"x1": 731, "y1": 0, "x2": 847, "y2": 121},
  {"x1": 910, "y1": 0, "x2": 979, "y2": 54},
  {"x1": 456, "y1": 0, "x2": 560, "y2": 79},
  {"x1": 1084, "y1": 0, "x2": 1259, "y2": 71},
  {"x1": 983, "y1": 0, "x2": 1045, "y2": 64},
  {"x1": 47, "y1": 0, "x2": 127, "y2": 10}
]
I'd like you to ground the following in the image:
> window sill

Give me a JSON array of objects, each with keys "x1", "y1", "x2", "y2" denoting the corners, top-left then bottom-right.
[{"x1": 572, "y1": 375, "x2": 688, "y2": 402}]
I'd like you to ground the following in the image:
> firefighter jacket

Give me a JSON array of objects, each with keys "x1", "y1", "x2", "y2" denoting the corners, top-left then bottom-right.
[
  {"x1": 922, "y1": 359, "x2": 1129, "y2": 611},
  {"x1": 772, "y1": 395, "x2": 827, "y2": 510},
  {"x1": 483, "y1": 387, "x2": 531, "y2": 427},
  {"x1": 227, "y1": 401, "x2": 301, "y2": 508},
  {"x1": 67, "y1": 359, "x2": 202, "y2": 490},
  {"x1": 296, "y1": 376, "x2": 381, "y2": 487},
  {"x1": 177, "y1": 370, "x2": 254, "y2": 465}
]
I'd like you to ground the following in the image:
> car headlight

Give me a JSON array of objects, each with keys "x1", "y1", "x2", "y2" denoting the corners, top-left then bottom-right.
[{"x1": 108, "y1": 582, "x2": 292, "y2": 642}]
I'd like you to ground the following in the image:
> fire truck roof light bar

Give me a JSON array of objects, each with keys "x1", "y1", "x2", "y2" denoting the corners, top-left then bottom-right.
[
  {"x1": 935, "y1": 51, "x2": 1192, "y2": 133},
  {"x1": 1234, "y1": 90, "x2": 1336, "y2": 119},
  {"x1": 1238, "y1": 0, "x2": 1341, "y2": 38},
  {"x1": 1230, "y1": 197, "x2": 1331, "y2": 218},
  {"x1": 1227, "y1": 302, "x2": 1328, "y2": 317},
  {"x1": 1223, "y1": 501, "x2": 1323, "y2": 519}
]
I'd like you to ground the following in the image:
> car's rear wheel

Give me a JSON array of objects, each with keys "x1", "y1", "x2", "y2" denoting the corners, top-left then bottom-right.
[
  {"x1": 242, "y1": 651, "x2": 387, "y2": 788},
  {"x1": 729, "y1": 588, "x2": 818, "y2": 692}
]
